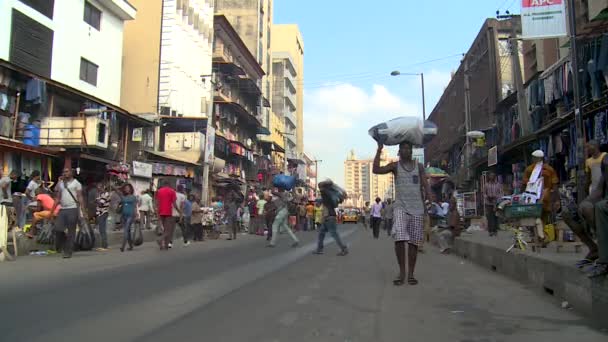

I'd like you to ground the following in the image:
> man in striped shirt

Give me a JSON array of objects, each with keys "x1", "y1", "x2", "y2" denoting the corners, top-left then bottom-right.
[{"x1": 484, "y1": 172, "x2": 503, "y2": 236}]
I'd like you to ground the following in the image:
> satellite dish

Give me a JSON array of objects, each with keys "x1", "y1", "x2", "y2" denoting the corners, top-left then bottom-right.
[{"x1": 466, "y1": 131, "x2": 485, "y2": 139}]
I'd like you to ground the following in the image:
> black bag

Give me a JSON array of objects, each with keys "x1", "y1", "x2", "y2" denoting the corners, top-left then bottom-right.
[
  {"x1": 75, "y1": 216, "x2": 95, "y2": 251},
  {"x1": 36, "y1": 223, "x2": 55, "y2": 245},
  {"x1": 132, "y1": 222, "x2": 143, "y2": 246}
]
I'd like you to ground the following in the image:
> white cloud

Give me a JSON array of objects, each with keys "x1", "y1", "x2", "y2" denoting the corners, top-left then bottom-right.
[{"x1": 303, "y1": 83, "x2": 418, "y2": 184}]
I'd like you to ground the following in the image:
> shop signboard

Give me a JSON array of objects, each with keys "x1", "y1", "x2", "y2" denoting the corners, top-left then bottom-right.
[
  {"x1": 132, "y1": 161, "x2": 153, "y2": 178},
  {"x1": 488, "y1": 146, "x2": 498, "y2": 167},
  {"x1": 521, "y1": 0, "x2": 567, "y2": 39},
  {"x1": 132, "y1": 128, "x2": 143, "y2": 142}
]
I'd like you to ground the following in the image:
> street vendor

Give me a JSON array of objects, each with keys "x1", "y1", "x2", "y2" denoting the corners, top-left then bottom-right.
[{"x1": 521, "y1": 150, "x2": 560, "y2": 240}]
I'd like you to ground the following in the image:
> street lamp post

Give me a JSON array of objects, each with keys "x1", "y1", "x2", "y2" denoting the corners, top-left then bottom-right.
[{"x1": 390, "y1": 71, "x2": 426, "y2": 121}]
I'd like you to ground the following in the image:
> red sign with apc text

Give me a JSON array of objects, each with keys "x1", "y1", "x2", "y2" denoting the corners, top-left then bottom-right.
[{"x1": 522, "y1": 0, "x2": 562, "y2": 7}]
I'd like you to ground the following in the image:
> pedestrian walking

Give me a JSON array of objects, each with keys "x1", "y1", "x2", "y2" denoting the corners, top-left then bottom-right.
[
  {"x1": 384, "y1": 199, "x2": 394, "y2": 236},
  {"x1": 484, "y1": 172, "x2": 503, "y2": 236},
  {"x1": 51, "y1": 168, "x2": 85, "y2": 259},
  {"x1": 174, "y1": 185, "x2": 188, "y2": 246},
  {"x1": 95, "y1": 183, "x2": 110, "y2": 250},
  {"x1": 373, "y1": 141, "x2": 431, "y2": 286},
  {"x1": 138, "y1": 190, "x2": 154, "y2": 230},
  {"x1": 264, "y1": 193, "x2": 276, "y2": 241},
  {"x1": 297, "y1": 201, "x2": 307, "y2": 231},
  {"x1": 155, "y1": 180, "x2": 178, "y2": 250},
  {"x1": 119, "y1": 183, "x2": 138, "y2": 252},
  {"x1": 190, "y1": 195, "x2": 204, "y2": 241},
  {"x1": 109, "y1": 186, "x2": 122, "y2": 231},
  {"x1": 370, "y1": 198, "x2": 383, "y2": 239},
  {"x1": 267, "y1": 189, "x2": 299, "y2": 248},
  {"x1": 313, "y1": 182, "x2": 348, "y2": 256},
  {"x1": 225, "y1": 191, "x2": 240, "y2": 240},
  {"x1": 362, "y1": 202, "x2": 371, "y2": 229},
  {"x1": 306, "y1": 201, "x2": 315, "y2": 231},
  {"x1": 314, "y1": 200, "x2": 324, "y2": 230},
  {"x1": 256, "y1": 193, "x2": 267, "y2": 235}
]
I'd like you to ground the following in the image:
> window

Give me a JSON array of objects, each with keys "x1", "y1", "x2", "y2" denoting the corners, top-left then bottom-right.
[
  {"x1": 83, "y1": 1, "x2": 101, "y2": 30},
  {"x1": 10, "y1": 10, "x2": 54, "y2": 77},
  {"x1": 19, "y1": 0, "x2": 55, "y2": 19},
  {"x1": 80, "y1": 58, "x2": 98, "y2": 86}
]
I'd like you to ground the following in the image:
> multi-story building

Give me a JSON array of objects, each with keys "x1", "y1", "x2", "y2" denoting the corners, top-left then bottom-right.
[
  {"x1": 120, "y1": 0, "x2": 214, "y2": 194},
  {"x1": 344, "y1": 150, "x2": 396, "y2": 208},
  {"x1": 272, "y1": 51, "x2": 298, "y2": 160},
  {"x1": 272, "y1": 24, "x2": 304, "y2": 157},
  {"x1": 425, "y1": 17, "x2": 519, "y2": 187},
  {"x1": 212, "y1": 14, "x2": 265, "y2": 190},
  {"x1": 0, "y1": 1, "x2": 154, "y2": 188}
]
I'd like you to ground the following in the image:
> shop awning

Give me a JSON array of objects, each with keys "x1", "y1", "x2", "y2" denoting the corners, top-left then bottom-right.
[
  {"x1": 0, "y1": 137, "x2": 58, "y2": 157},
  {"x1": 257, "y1": 126, "x2": 271, "y2": 135},
  {"x1": 146, "y1": 150, "x2": 202, "y2": 165}
]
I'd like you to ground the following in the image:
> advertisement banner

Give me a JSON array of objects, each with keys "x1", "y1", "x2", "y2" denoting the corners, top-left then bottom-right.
[{"x1": 521, "y1": 0, "x2": 567, "y2": 39}]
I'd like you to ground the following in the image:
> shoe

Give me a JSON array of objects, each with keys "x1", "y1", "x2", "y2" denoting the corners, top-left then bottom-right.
[
  {"x1": 291, "y1": 242, "x2": 300, "y2": 248},
  {"x1": 127, "y1": 246, "x2": 133, "y2": 251},
  {"x1": 337, "y1": 249, "x2": 349, "y2": 256},
  {"x1": 120, "y1": 247, "x2": 125, "y2": 252},
  {"x1": 183, "y1": 241, "x2": 191, "y2": 247},
  {"x1": 313, "y1": 250, "x2": 324, "y2": 255},
  {"x1": 168, "y1": 243, "x2": 173, "y2": 249},
  {"x1": 587, "y1": 263, "x2": 608, "y2": 278},
  {"x1": 62, "y1": 254, "x2": 72, "y2": 259}
]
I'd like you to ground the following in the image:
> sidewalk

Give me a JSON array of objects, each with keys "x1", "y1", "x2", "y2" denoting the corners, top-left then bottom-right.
[{"x1": 451, "y1": 230, "x2": 608, "y2": 329}]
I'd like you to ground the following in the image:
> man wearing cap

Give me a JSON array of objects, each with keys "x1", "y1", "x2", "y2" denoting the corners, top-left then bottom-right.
[{"x1": 521, "y1": 150, "x2": 560, "y2": 241}]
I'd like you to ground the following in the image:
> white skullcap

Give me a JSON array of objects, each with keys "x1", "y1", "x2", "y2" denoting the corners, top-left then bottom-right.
[{"x1": 532, "y1": 150, "x2": 544, "y2": 158}]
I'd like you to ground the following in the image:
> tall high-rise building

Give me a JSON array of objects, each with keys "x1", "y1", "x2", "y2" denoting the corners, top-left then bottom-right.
[
  {"x1": 344, "y1": 150, "x2": 396, "y2": 208},
  {"x1": 272, "y1": 25, "x2": 304, "y2": 157}
]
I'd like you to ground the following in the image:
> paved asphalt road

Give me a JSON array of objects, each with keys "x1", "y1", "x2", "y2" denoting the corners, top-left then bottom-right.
[{"x1": 1, "y1": 224, "x2": 606, "y2": 342}]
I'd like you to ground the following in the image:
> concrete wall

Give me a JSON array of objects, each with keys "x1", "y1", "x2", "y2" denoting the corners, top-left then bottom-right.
[
  {"x1": 120, "y1": 0, "x2": 162, "y2": 115},
  {"x1": 271, "y1": 24, "x2": 304, "y2": 155},
  {"x1": 0, "y1": 0, "x2": 135, "y2": 106}
]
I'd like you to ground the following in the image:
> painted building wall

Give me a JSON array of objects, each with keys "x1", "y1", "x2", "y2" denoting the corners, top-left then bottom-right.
[
  {"x1": 158, "y1": 0, "x2": 213, "y2": 118},
  {"x1": 0, "y1": 0, "x2": 135, "y2": 106},
  {"x1": 120, "y1": 0, "x2": 163, "y2": 115},
  {"x1": 271, "y1": 24, "x2": 304, "y2": 155}
]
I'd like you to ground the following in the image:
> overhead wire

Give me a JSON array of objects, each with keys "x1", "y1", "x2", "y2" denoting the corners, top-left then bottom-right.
[{"x1": 299, "y1": 53, "x2": 464, "y2": 89}]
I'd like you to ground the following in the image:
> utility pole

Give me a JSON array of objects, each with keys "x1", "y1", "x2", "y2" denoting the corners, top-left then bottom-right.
[
  {"x1": 313, "y1": 159, "x2": 322, "y2": 189},
  {"x1": 464, "y1": 56, "x2": 472, "y2": 182},
  {"x1": 567, "y1": 0, "x2": 586, "y2": 202},
  {"x1": 201, "y1": 74, "x2": 215, "y2": 206},
  {"x1": 420, "y1": 73, "x2": 426, "y2": 121},
  {"x1": 498, "y1": 14, "x2": 530, "y2": 135}
]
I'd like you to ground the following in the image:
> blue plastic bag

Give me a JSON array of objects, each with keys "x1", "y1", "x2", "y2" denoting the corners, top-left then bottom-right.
[{"x1": 272, "y1": 175, "x2": 296, "y2": 191}]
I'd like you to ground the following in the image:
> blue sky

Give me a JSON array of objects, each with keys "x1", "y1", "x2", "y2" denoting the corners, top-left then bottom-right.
[{"x1": 274, "y1": 0, "x2": 520, "y2": 185}]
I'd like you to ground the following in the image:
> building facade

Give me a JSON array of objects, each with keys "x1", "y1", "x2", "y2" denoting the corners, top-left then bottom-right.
[
  {"x1": 0, "y1": 0, "x2": 136, "y2": 105},
  {"x1": 120, "y1": 0, "x2": 214, "y2": 195},
  {"x1": 344, "y1": 150, "x2": 396, "y2": 208},
  {"x1": 272, "y1": 51, "x2": 298, "y2": 160},
  {"x1": 0, "y1": 0, "x2": 156, "y2": 192},
  {"x1": 272, "y1": 24, "x2": 304, "y2": 156},
  {"x1": 212, "y1": 14, "x2": 265, "y2": 189}
]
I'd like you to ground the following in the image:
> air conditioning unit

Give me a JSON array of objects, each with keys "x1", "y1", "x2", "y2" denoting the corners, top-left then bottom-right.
[
  {"x1": 40, "y1": 116, "x2": 109, "y2": 149},
  {"x1": 164, "y1": 132, "x2": 205, "y2": 151}
]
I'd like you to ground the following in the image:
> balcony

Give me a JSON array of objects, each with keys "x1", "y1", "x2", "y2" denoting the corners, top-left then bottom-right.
[
  {"x1": 164, "y1": 132, "x2": 205, "y2": 152},
  {"x1": 284, "y1": 109, "x2": 296, "y2": 126},
  {"x1": 285, "y1": 90, "x2": 297, "y2": 110},
  {"x1": 285, "y1": 74, "x2": 297, "y2": 94},
  {"x1": 39, "y1": 116, "x2": 109, "y2": 149},
  {"x1": 214, "y1": 83, "x2": 261, "y2": 123}
]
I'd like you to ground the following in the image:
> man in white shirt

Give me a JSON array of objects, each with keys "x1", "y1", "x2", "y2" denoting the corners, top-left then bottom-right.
[
  {"x1": 51, "y1": 168, "x2": 84, "y2": 258},
  {"x1": 370, "y1": 197, "x2": 383, "y2": 239},
  {"x1": 138, "y1": 190, "x2": 154, "y2": 230},
  {"x1": 172, "y1": 185, "x2": 186, "y2": 247}
]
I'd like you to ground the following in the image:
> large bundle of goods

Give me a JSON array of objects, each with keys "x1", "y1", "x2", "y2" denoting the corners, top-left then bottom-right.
[
  {"x1": 368, "y1": 117, "x2": 437, "y2": 146},
  {"x1": 272, "y1": 174, "x2": 296, "y2": 191},
  {"x1": 318, "y1": 179, "x2": 347, "y2": 206}
]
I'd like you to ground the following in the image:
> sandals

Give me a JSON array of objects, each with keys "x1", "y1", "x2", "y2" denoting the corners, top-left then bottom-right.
[
  {"x1": 393, "y1": 277, "x2": 405, "y2": 286},
  {"x1": 408, "y1": 277, "x2": 419, "y2": 285},
  {"x1": 575, "y1": 259, "x2": 595, "y2": 269},
  {"x1": 587, "y1": 263, "x2": 608, "y2": 278}
]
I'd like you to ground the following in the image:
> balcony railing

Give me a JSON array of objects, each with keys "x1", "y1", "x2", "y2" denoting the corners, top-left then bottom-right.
[
  {"x1": 284, "y1": 109, "x2": 296, "y2": 126},
  {"x1": 39, "y1": 116, "x2": 109, "y2": 149},
  {"x1": 214, "y1": 83, "x2": 260, "y2": 119}
]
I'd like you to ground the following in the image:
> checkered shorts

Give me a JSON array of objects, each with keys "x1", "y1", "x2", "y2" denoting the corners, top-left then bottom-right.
[{"x1": 392, "y1": 207, "x2": 424, "y2": 245}]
